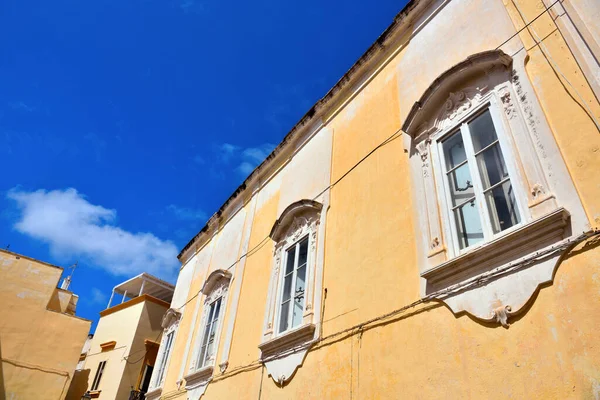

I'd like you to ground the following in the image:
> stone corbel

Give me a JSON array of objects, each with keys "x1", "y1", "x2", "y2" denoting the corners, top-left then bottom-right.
[
  {"x1": 161, "y1": 308, "x2": 182, "y2": 330},
  {"x1": 259, "y1": 323, "x2": 316, "y2": 385},
  {"x1": 426, "y1": 208, "x2": 570, "y2": 325},
  {"x1": 184, "y1": 365, "x2": 213, "y2": 400}
]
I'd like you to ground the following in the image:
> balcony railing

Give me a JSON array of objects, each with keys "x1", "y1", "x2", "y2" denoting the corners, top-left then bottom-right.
[{"x1": 128, "y1": 390, "x2": 145, "y2": 400}]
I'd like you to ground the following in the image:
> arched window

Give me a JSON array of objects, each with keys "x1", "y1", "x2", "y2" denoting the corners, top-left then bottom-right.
[
  {"x1": 259, "y1": 199, "x2": 326, "y2": 385},
  {"x1": 402, "y1": 50, "x2": 588, "y2": 326},
  {"x1": 148, "y1": 308, "x2": 181, "y2": 394},
  {"x1": 184, "y1": 269, "x2": 231, "y2": 400}
]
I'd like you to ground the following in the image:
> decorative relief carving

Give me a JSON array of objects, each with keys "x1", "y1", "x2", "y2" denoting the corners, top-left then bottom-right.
[
  {"x1": 512, "y1": 71, "x2": 548, "y2": 160},
  {"x1": 499, "y1": 87, "x2": 517, "y2": 120},
  {"x1": 310, "y1": 229, "x2": 317, "y2": 252},
  {"x1": 531, "y1": 183, "x2": 546, "y2": 200},
  {"x1": 205, "y1": 279, "x2": 228, "y2": 305},
  {"x1": 219, "y1": 361, "x2": 228, "y2": 373},
  {"x1": 277, "y1": 374, "x2": 286, "y2": 385},
  {"x1": 415, "y1": 139, "x2": 431, "y2": 163},
  {"x1": 290, "y1": 217, "x2": 308, "y2": 241},
  {"x1": 444, "y1": 91, "x2": 470, "y2": 121},
  {"x1": 428, "y1": 86, "x2": 489, "y2": 133},
  {"x1": 491, "y1": 305, "x2": 512, "y2": 328}
]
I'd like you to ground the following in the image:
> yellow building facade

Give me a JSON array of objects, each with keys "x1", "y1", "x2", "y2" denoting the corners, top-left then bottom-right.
[
  {"x1": 68, "y1": 274, "x2": 174, "y2": 400},
  {"x1": 0, "y1": 249, "x2": 91, "y2": 400},
  {"x1": 147, "y1": 0, "x2": 600, "y2": 398}
]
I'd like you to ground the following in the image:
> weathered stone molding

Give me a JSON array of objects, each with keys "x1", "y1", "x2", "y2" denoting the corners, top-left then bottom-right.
[
  {"x1": 184, "y1": 366, "x2": 213, "y2": 400},
  {"x1": 260, "y1": 197, "x2": 328, "y2": 384},
  {"x1": 402, "y1": 50, "x2": 589, "y2": 327}
]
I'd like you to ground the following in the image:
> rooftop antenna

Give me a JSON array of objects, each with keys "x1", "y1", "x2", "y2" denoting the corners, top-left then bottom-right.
[
  {"x1": 5, "y1": 244, "x2": 9, "y2": 250},
  {"x1": 60, "y1": 261, "x2": 78, "y2": 290}
]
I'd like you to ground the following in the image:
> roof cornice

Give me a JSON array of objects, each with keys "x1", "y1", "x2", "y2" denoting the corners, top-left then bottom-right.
[{"x1": 178, "y1": 0, "x2": 432, "y2": 262}]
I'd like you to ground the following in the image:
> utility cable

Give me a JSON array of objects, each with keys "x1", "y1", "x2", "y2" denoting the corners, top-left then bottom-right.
[
  {"x1": 208, "y1": 229, "x2": 599, "y2": 382},
  {"x1": 509, "y1": 0, "x2": 600, "y2": 131},
  {"x1": 174, "y1": 0, "x2": 580, "y2": 314},
  {"x1": 156, "y1": 1, "x2": 598, "y2": 387},
  {"x1": 173, "y1": 128, "x2": 402, "y2": 313}
]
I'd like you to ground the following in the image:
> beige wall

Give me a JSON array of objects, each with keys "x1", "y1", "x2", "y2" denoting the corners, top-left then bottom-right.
[
  {"x1": 155, "y1": 0, "x2": 600, "y2": 398},
  {"x1": 0, "y1": 250, "x2": 91, "y2": 400},
  {"x1": 79, "y1": 296, "x2": 168, "y2": 400}
]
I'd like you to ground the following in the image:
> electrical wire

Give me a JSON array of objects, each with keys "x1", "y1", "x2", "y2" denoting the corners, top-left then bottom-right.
[
  {"x1": 173, "y1": 0, "x2": 581, "y2": 315},
  {"x1": 173, "y1": 128, "x2": 403, "y2": 313},
  {"x1": 509, "y1": 0, "x2": 600, "y2": 131},
  {"x1": 151, "y1": 1, "x2": 600, "y2": 389},
  {"x1": 208, "y1": 229, "x2": 599, "y2": 382}
]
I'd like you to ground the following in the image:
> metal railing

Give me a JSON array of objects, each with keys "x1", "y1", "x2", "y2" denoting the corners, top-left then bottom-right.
[{"x1": 128, "y1": 390, "x2": 145, "y2": 400}]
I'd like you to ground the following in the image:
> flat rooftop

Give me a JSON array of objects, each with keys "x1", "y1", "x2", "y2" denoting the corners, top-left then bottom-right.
[{"x1": 109, "y1": 273, "x2": 174, "y2": 307}]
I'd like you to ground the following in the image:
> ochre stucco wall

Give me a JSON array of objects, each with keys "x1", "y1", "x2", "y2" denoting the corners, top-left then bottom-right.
[
  {"x1": 154, "y1": 0, "x2": 600, "y2": 398},
  {"x1": 0, "y1": 250, "x2": 91, "y2": 400}
]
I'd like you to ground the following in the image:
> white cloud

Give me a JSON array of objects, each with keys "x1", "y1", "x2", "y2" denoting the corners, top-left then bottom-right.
[
  {"x1": 7, "y1": 188, "x2": 179, "y2": 281},
  {"x1": 9, "y1": 101, "x2": 35, "y2": 113},
  {"x1": 215, "y1": 143, "x2": 240, "y2": 162},
  {"x1": 90, "y1": 288, "x2": 107, "y2": 305},
  {"x1": 212, "y1": 142, "x2": 275, "y2": 178},
  {"x1": 241, "y1": 143, "x2": 276, "y2": 164},
  {"x1": 167, "y1": 204, "x2": 207, "y2": 221},
  {"x1": 236, "y1": 162, "x2": 255, "y2": 176}
]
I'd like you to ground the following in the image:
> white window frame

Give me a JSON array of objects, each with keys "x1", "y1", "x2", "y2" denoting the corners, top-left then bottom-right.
[
  {"x1": 196, "y1": 295, "x2": 225, "y2": 370},
  {"x1": 401, "y1": 50, "x2": 588, "y2": 326},
  {"x1": 183, "y1": 269, "x2": 231, "y2": 400},
  {"x1": 274, "y1": 235, "x2": 310, "y2": 335},
  {"x1": 155, "y1": 331, "x2": 174, "y2": 385},
  {"x1": 148, "y1": 308, "x2": 181, "y2": 392},
  {"x1": 431, "y1": 95, "x2": 528, "y2": 258},
  {"x1": 259, "y1": 199, "x2": 327, "y2": 385}
]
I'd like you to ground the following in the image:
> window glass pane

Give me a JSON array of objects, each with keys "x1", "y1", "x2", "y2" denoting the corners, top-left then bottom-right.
[
  {"x1": 475, "y1": 143, "x2": 508, "y2": 189},
  {"x1": 469, "y1": 110, "x2": 498, "y2": 152},
  {"x1": 292, "y1": 264, "x2": 306, "y2": 328},
  {"x1": 485, "y1": 180, "x2": 521, "y2": 233},
  {"x1": 199, "y1": 324, "x2": 211, "y2": 366},
  {"x1": 447, "y1": 164, "x2": 475, "y2": 207},
  {"x1": 292, "y1": 297, "x2": 304, "y2": 328},
  {"x1": 206, "y1": 301, "x2": 216, "y2": 325},
  {"x1": 442, "y1": 131, "x2": 467, "y2": 170},
  {"x1": 285, "y1": 246, "x2": 296, "y2": 274},
  {"x1": 453, "y1": 198, "x2": 484, "y2": 249},
  {"x1": 298, "y1": 238, "x2": 308, "y2": 267},
  {"x1": 282, "y1": 274, "x2": 293, "y2": 303},
  {"x1": 205, "y1": 338, "x2": 214, "y2": 363},
  {"x1": 212, "y1": 298, "x2": 221, "y2": 323},
  {"x1": 279, "y1": 302, "x2": 290, "y2": 333}
]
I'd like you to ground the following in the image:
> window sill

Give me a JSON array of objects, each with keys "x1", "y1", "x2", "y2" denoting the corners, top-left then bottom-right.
[
  {"x1": 421, "y1": 207, "x2": 570, "y2": 289},
  {"x1": 259, "y1": 323, "x2": 316, "y2": 360},
  {"x1": 183, "y1": 365, "x2": 213, "y2": 400},
  {"x1": 184, "y1": 365, "x2": 213, "y2": 387},
  {"x1": 144, "y1": 387, "x2": 162, "y2": 400}
]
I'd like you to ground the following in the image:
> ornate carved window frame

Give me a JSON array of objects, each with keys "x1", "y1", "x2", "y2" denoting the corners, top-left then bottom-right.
[
  {"x1": 147, "y1": 308, "x2": 181, "y2": 397},
  {"x1": 402, "y1": 50, "x2": 589, "y2": 326},
  {"x1": 259, "y1": 199, "x2": 325, "y2": 385},
  {"x1": 183, "y1": 269, "x2": 231, "y2": 400}
]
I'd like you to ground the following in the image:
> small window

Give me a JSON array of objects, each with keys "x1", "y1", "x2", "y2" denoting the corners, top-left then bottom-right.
[
  {"x1": 439, "y1": 108, "x2": 521, "y2": 251},
  {"x1": 278, "y1": 237, "x2": 309, "y2": 333},
  {"x1": 91, "y1": 360, "x2": 106, "y2": 391},
  {"x1": 197, "y1": 297, "x2": 222, "y2": 368},
  {"x1": 156, "y1": 331, "x2": 174, "y2": 385}
]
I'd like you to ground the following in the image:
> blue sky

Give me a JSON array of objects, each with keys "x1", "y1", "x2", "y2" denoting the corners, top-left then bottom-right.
[{"x1": 0, "y1": 0, "x2": 406, "y2": 331}]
